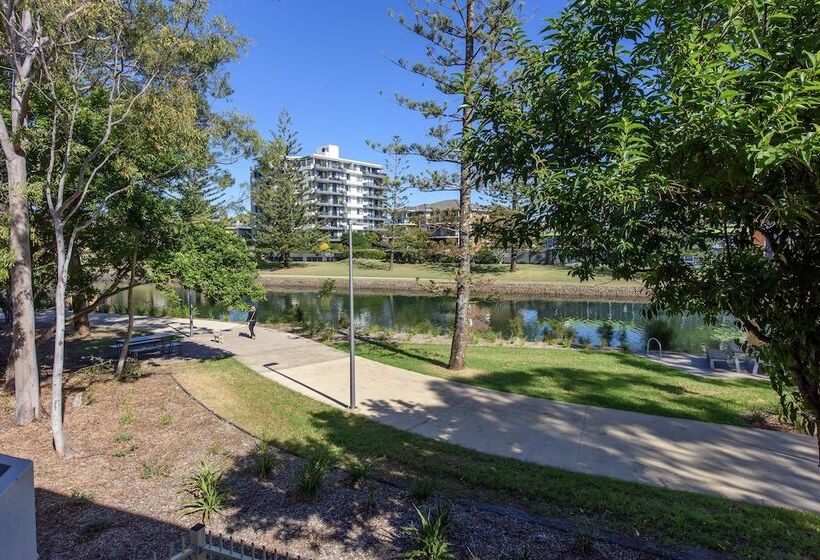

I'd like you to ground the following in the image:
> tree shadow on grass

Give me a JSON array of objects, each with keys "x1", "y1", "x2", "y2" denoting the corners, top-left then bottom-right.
[{"x1": 355, "y1": 336, "x2": 448, "y2": 369}]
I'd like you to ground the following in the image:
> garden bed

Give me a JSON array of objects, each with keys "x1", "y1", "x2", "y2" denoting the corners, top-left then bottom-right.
[{"x1": 1, "y1": 364, "x2": 654, "y2": 560}]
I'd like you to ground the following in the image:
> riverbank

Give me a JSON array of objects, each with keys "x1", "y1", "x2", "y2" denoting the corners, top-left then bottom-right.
[{"x1": 259, "y1": 273, "x2": 649, "y2": 300}]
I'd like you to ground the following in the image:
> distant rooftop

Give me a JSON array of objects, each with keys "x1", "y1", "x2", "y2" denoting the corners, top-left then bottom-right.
[{"x1": 406, "y1": 199, "x2": 460, "y2": 212}]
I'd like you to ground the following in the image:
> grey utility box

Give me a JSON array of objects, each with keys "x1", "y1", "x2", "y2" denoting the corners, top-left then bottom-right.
[{"x1": 0, "y1": 453, "x2": 37, "y2": 559}]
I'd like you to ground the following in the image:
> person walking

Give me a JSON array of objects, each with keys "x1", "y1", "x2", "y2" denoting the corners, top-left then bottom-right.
[{"x1": 246, "y1": 305, "x2": 257, "y2": 339}]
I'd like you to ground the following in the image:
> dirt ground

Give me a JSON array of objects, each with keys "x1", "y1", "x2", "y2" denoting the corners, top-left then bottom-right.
[{"x1": 0, "y1": 352, "x2": 660, "y2": 560}]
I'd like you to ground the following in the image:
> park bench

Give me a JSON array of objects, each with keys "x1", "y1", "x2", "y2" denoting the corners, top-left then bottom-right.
[{"x1": 109, "y1": 333, "x2": 182, "y2": 360}]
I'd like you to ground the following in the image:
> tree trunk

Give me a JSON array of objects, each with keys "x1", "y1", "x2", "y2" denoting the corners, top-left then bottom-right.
[
  {"x1": 509, "y1": 245, "x2": 518, "y2": 272},
  {"x1": 51, "y1": 224, "x2": 73, "y2": 457},
  {"x1": 7, "y1": 155, "x2": 40, "y2": 424},
  {"x1": 283, "y1": 252, "x2": 290, "y2": 269},
  {"x1": 70, "y1": 251, "x2": 91, "y2": 337},
  {"x1": 389, "y1": 248, "x2": 394, "y2": 271},
  {"x1": 115, "y1": 252, "x2": 138, "y2": 377},
  {"x1": 509, "y1": 187, "x2": 519, "y2": 272},
  {"x1": 448, "y1": 0, "x2": 474, "y2": 371}
]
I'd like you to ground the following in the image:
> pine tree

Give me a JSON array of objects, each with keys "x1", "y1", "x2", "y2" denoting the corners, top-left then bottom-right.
[
  {"x1": 253, "y1": 111, "x2": 322, "y2": 268},
  {"x1": 387, "y1": 0, "x2": 522, "y2": 369}
]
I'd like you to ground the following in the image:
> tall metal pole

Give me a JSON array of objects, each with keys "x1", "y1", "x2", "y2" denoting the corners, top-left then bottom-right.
[
  {"x1": 348, "y1": 218, "x2": 357, "y2": 409},
  {"x1": 187, "y1": 288, "x2": 193, "y2": 338}
]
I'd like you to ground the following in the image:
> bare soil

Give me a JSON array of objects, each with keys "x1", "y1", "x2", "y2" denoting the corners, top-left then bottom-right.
[{"x1": 0, "y1": 357, "x2": 656, "y2": 560}]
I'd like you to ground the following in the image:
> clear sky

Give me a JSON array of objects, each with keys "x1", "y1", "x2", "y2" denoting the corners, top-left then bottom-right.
[{"x1": 210, "y1": 0, "x2": 564, "y2": 209}]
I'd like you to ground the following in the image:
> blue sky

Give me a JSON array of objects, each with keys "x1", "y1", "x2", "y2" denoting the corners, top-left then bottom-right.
[{"x1": 210, "y1": 0, "x2": 563, "y2": 209}]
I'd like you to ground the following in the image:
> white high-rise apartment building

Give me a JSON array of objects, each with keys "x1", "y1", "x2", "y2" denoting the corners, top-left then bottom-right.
[
  {"x1": 252, "y1": 144, "x2": 386, "y2": 242},
  {"x1": 301, "y1": 145, "x2": 386, "y2": 240}
]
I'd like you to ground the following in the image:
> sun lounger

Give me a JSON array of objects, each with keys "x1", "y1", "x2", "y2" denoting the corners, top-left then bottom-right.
[{"x1": 707, "y1": 348, "x2": 732, "y2": 371}]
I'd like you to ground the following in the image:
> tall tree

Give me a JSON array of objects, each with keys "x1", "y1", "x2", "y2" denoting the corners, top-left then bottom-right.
[
  {"x1": 388, "y1": 0, "x2": 521, "y2": 369},
  {"x1": 0, "y1": 1, "x2": 51, "y2": 425},
  {"x1": 469, "y1": 0, "x2": 820, "y2": 458},
  {"x1": 253, "y1": 111, "x2": 322, "y2": 268},
  {"x1": 378, "y1": 136, "x2": 411, "y2": 270},
  {"x1": 24, "y1": 0, "x2": 243, "y2": 456}
]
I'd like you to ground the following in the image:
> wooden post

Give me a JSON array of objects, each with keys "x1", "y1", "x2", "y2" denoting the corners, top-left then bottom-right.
[{"x1": 189, "y1": 523, "x2": 206, "y2": 560}]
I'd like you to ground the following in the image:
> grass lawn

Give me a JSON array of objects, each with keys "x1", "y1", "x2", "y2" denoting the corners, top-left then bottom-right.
[
  {"x1": 173, "y1": 357, "x2": 819, "y2": 560},
  {"x1": 333, "y1": 341, "x2": 776, "y2": 426},
  {"x1": 261, "y1": 261, "x2": 639, "y2": 285}
]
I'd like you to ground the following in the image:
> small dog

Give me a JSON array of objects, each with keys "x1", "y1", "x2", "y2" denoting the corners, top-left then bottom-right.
[{"x1": 212, "y1": 330, "x2": 224, "y2": 344}]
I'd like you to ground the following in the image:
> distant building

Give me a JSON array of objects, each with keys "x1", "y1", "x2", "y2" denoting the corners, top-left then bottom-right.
[{"x1": 251, "y1": 144, "x2": 387, "y2": 242}]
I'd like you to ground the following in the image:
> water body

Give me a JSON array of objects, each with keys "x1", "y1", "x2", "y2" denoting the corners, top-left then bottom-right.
[{"x1": 103, "y1": 285, "x2": 739, "y2": 353}]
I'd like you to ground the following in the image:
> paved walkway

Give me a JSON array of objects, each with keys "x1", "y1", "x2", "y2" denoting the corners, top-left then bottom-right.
[{"x1": 89, "y1": 313, "x2": 820, "y2": 514}]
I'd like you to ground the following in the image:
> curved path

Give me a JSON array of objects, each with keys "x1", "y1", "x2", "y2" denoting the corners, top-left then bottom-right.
[{"x1": 89, "y1": 313, "x2": 820, "y2": 514}]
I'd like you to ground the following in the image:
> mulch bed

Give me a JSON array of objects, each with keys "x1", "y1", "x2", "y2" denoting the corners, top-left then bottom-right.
[{"x1": 0, "y1": 356, "x2": 654, "y2": 560}]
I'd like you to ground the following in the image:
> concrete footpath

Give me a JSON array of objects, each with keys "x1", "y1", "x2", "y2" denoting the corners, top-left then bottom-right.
[{"x1": 90, "y1": 313, "x2": 820, "y2": 514}]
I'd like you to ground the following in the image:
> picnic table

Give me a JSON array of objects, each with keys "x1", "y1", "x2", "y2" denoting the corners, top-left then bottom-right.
[{"x1": 109, "y1": 333, "x2": 182, "y2": 359}]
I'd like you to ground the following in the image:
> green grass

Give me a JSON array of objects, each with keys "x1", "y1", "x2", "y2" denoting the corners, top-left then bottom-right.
[
  {"x1": 173, "y1": 357, "x2": 819, "y2": 560},
  {"x1": 333, "y1": 341, "x2": 776, "y2": 426},
  {"x1": 261, "y1": 261, "x2": 639, "y2": 285}
]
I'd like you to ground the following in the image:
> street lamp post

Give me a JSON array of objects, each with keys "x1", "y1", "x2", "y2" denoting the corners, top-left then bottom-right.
[
  {"x1": 187, "y1": 288, "x2": 194, "y2": 338},
  {"x1": 348, "y1": 218, "x2": 357, "y2": 409}
]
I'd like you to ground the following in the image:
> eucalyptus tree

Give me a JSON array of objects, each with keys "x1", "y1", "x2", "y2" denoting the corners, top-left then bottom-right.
[
  {"x1": 469, "y1": 0, "x2": 820, "y2": 458},
  {"x1": 388, "y1": 0, "x2": 522, "y2": 369},
  {"x1": 253, "y1": 110, "x2": 322, "y2": 268},
  {"x1": 19, "y1": 0, "x2": 244, "y2": 456}
]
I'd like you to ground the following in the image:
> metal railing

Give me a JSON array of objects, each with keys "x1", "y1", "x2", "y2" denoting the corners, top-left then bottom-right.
[
  {"x1": 156, "y1": 524, "x2": 307, "y2": 560},
  {"x1": 646, "y1": 337, "x2": 663, "y2": 358}
]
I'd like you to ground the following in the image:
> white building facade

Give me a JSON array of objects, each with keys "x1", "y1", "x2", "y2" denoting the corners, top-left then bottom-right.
[{"x1": 252, "y1": 144, "x2": 386, "y2": 242}]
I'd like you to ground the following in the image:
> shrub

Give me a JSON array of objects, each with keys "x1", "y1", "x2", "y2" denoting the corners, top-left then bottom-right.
[
  {"x1": 318, "y1": 278, "x2": 336, "y2": 299},
  {"x1": 296, "y1": 449, "x2": 337, "y2": 500},
  {"x1": 508, "y1": 316, "x2": 525, "y2": 340},
  {"x1": 254, "y1": 439, "x2": 278, "y2": 479},
  {"x1": 578, "y1": 336, "x2": 593, "y2": 349},
  {"x1": 158, "y1": 413, "x2": 172, "y2": 426},
  {"x1": 141, "y1": 460, "x2": 171, "y2": 479},
  {"x1": 182, "y1": 462, "x2": 227, "y2": 523},
  {"x1": 472, "y1": 247, "x2": 504, "y2": 264},
  {"x1": 561, "y1": 324, "x2": 576, "y2": 347},
  {"x1": 597, "y1": 322, "x2": 614, "y2": 348},
  {"x1": 616, "y1": 329, "x2": 630, "y2": 352},
  {"x1": 343, "y1": 248, "x2": 388, "y2": 260},
  {"x1": 119, "y1": 408, "x2": 134, "y2": 427},
  {"x1": 403, "y1": 504, "x2": 455, "y2": 560},
  {"x1": 348, "y1": 458, "x2": 374, "y2": 489},
  {"x1": 408, "y1": 478, "x2": 435, "y2": 502},
  {"x1": 643, "y1": 319, "x2": 675, "y2": 349}
]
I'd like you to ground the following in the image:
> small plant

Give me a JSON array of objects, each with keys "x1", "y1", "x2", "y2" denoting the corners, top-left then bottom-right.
[
  {"x1": 643, "y1": 318, "x2": 675, "y2": 349},
  {"x1": 747, "y1": 409, "x2": 768, "y2": 425},
  {"x1": 561, "y1": 324, "x2": 576, "y2": 346},
  {"x1": 207, "y1": 441, "x2": 222, "y2": 456},
  {"x1": 113, "y1": 432, "x2": 133, "y2": 443},
  {"x1": 158, "y1": 412, "x2": 172, "y2": 426},
  {"x1": 115, "y1": 358, "x2": 142, "y2": 381},
  {"x1": 570, "y1": 523, "x2": 596, "y2": 555},
  {"x1": 112, "y1": 443, "x2": 138, "y2": 458},
  {"x1": 578, "y1": 336, "x2": 593, "y2": 349},
  {"x1": 296, "y1": 449, "x2": 337, "y2": 499},
  {"x1": 318, "y1": 278, "x2": 336, "y2": 299},
  {"x1": 141, "y1": 460, "x2": 171, "y2": 479},
  {"x1": 82, "y1": 383, "x2": 98, "y2": 405},
  {"x1": 617, "y1": 329, "x2": 630, "y2": 352},
  {"x1": 508, "y1": 316, "x2": 525, "y2": 340},
  {"x1": 348, "y1": 458, "x2": 374, "y2": 489},
  {"x1": 254, "y1": 439, "x2": 278, "y2": 479},
  {"x1": 293, "y1": 304, "x2": 305, "y2": 323},
  {"x1": 408, "y1": 478, "x2": 435, "y2": 502},
  {"x1": 68, "y1": 489, "x2": 94, "y2": 505},
  {"x1": 597, "y1": 322, "x2": 614, "y2": 348},
  {"x1": 182, "y1": 462, "x2": 227, "y2": 523},
  {"x1": 403, "y1": 504, "x2": 455, "y2": 560},
  {"x1": 119, "y1": 407, "x2": 134, "y2": 427}
]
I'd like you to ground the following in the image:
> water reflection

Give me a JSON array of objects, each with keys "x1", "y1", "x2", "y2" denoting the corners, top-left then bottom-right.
[{"x1": 103, "y1": 286, "x2": 739, "y2": 353}]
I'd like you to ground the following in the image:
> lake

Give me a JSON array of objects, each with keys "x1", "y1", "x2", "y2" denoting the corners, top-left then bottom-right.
[{"x1": 101, "y1": 285, "x2": 740, "y2": 353}]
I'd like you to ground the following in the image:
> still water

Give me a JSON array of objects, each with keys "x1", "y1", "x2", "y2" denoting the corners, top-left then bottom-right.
[{"x1": 103, "y1": 285, "x2": 739, "y2": 353}]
